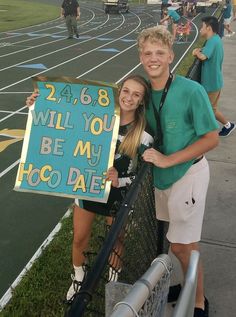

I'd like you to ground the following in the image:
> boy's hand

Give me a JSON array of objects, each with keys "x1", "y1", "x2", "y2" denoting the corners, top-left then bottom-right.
[{"x1": 142, "y1": 148, "x2": 171, "y2": 168}]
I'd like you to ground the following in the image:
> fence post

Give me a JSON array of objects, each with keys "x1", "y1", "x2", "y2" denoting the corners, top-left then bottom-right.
[{"x1": 172, "y1": 250, "x2": 200, "y2": 317}]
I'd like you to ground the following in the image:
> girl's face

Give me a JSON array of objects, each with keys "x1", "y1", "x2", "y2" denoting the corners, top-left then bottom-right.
[{"x1": 119, "y1": 79, "x2": 145, "y2": 115}]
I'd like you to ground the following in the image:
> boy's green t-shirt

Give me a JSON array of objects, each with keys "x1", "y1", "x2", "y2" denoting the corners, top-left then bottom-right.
[
  {"x1": 201, "y1": 34, "x2": 224, "y2": 92},
  {"x1": 145, "y1": 75, "x2": 218, "y2": 190}
]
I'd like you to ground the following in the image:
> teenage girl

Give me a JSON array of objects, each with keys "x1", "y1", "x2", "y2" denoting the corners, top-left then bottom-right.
[{"x1": 26, "y1": 74, "x2": 154, "y2": 301}]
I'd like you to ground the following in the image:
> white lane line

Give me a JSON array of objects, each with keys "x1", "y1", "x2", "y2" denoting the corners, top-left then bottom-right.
[
  {"x1": 0, "y1": 9, "x2": 105, "y2": 59},
  {"x1": 0, "y1": 91, "x2": 32, "y2": 94},
  {"x1": 0, "y1": 13, "x2": 139, "y2": 91},
  {"x1": 0, "y1": 106, "x2": 27, "y2": 123},
  {"x1": 0, "y1": 7, "x2": 98, "y2": 48},
  {"x1": 0, "y1": 159, "x2": 20, "y2": 178},
  {"x1": 0, "y1": 64, "x2": 143, "y2": 310},
  {"x1": 0, "y1": 17, "x2": 61, "y2": 37},
  {"x1": 171, "y1": 17, "x2": 199, "y2": 72},
  {"x1": 0, "y1": 110, "x2": 28, "y2": 115},
  {"x1": 76, "y1": 42, "x2": 139, "y2": 78},
  {"x1": 0, "y1": 12, "x2": 140, "y2": 178},
  {"x1": 0, "y1": 208, "x2": 72, "y2": 311}
]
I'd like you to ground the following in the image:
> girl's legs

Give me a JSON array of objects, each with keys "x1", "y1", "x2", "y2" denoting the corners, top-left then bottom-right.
[
  {"x1": 67, "y1": 205, "x2": 96, "y2": 300},
  {"x1": 106, "y1": 216, "x2": 124, "y2": 281},
  {"x1": 72, "y1": 205, "x2": 96, "y2": 266}
]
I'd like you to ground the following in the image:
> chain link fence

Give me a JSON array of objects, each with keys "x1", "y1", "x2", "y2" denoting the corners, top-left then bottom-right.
[{"x1": 65, "y1": 162, "x2": 169, "y2": 317}]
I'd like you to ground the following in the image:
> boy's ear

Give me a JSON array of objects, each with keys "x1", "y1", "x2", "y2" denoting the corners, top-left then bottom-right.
[{"x1": 139, "y1": 53, "x2": 143, "y2": 64}]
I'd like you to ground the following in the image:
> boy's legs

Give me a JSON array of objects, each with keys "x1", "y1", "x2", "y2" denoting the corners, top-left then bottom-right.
[
  {"x1": 170, "y1": 242, "x2": 204, "y2": 308},
  {"x1": 155, "y1": 157, "x2": 209, "y2": 309},
  {"x1": 208, "y1": 91, "x2": 228, "y2": 125}
]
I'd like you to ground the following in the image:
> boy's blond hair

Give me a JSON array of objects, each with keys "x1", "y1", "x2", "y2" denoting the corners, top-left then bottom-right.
[{"x1": 137, "y1": 26, "x2": 174, "y2": 52}]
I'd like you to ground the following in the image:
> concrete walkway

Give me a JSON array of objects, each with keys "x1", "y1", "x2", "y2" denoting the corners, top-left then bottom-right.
[
  {"x1": 166, "y1": 21, "x2": 236, "y2": 317},
  {"x1": 201, "y1": 20, "x2": 236, "y2": 317}
]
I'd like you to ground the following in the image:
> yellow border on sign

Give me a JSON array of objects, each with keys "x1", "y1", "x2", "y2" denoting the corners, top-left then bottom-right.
[{"x1": 14, "y1": 76, "x2": 120, "y2": 203}]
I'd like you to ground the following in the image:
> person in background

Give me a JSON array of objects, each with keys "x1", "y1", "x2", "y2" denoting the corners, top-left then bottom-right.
[
  {"x1": 223, "y1": 0, "x2": 235, "y2": 37},
  {"x1": 138, "y1": 25, "x2": 219, "y2": 317},
  {"x1": 161, "y1": 0, "x2": 170, "y2": 14},
  {"x1": 233, "y1": 0, "x2": 236, "y2": 21},
  {"x1": 193, "y1": 16, "x2": 235, "y2": 137},
  {"x1": 186, "y1": 0, "x2": 197, "y2": 17},
  {"x1": 160, "y1": 9, "x2": 169, "y2": 29},
  {"x1": 61, "y1": 0, "x2": 80, "y2": 39},
  {"x1": 160, "y1": 8, "x2": 181, "y2": 40}
]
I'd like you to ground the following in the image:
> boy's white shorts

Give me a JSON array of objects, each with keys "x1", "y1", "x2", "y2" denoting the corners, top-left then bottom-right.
[{"x1": 155, "y1": 157, "x2": 209, "y2": 244}]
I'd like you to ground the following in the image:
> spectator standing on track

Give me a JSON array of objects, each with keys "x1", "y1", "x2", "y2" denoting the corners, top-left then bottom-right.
[
  {"x1": 161, "y1": 0, "x2": 170, "y2": 14},
  {"x1": 186, "y1": 0, "x2": 197, "y2": 17},
  {"x1": 193, "y1": 16, "x2": 235, "y2": 137},
  {"x1": 61, "y1": 0, "x2": 80, "y2": 39},
  {"x1": 138, "y1": 25, "x2": 219, "y2": 317},
  {"x1": 223, "y1": 0, "x2": 235, "y2": 37},
  {"x1": 160, "y1": 9, "x2": 169, "y2": 29},
  {"x1": 26, "y1": 75, "x2": 154, "y2": 302},
  {"x1": 160, "y1": 8, "x2": 180, "y2": 40},
  {"x1": 233, "y1": 0, "x2": 236, "y2": 21}
]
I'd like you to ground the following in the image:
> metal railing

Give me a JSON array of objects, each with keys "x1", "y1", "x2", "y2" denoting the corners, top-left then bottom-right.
[
  {"x1": 65, "y1": 162, "x2": 165, "y2": 316},
  {"x1": 172, "y1": 250, "x2": 200, "y2": 317},
  {"x1": 110, "y1": 254, "x2": 172, "y2": 317}
]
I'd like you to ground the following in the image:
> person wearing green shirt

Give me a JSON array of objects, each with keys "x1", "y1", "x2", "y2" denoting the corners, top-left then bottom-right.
[
  {"x1": 138, "y1": 26, "x2": 219, "y2": 317},
  {"x1": 160, "y1": 8, "x2": 180, "y2": 40},
  {"x1": 193, "y1": 16, "x2": 235, "y2": 137}
]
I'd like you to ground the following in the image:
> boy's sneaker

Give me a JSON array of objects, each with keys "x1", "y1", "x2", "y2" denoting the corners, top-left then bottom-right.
[
  {"x1": 194, "y1": 297, "x2": 209, "y2": 317},
  {"x1": 219, "y1": 122, "x2": 236, "y2": 137}
]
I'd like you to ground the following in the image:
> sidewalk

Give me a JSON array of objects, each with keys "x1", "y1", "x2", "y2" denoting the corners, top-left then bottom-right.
[
  {"x1": 167, "y1": 21, "x2": 236, "y2": 317},
  {"x1": 201, "y1": 20, "x2": 236, "y2": 317}
]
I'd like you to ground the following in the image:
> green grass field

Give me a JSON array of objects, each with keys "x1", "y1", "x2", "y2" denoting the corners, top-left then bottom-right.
[{"x1": 0, "y1": 0, "x2": 58, "y2": 32}]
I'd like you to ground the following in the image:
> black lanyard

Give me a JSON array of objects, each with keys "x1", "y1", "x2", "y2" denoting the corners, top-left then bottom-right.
[{"x1": 150, "y1": 73, "x2": 173, "y2": 149}]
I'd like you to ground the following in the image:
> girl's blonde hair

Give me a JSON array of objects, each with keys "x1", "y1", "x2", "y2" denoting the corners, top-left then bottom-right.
[
  {"x1": 137, "y1": 25, "x2": 174, "y2": 52},
  {"x1": 118, "y1": 74, "x2": 149, "y2": 159}
]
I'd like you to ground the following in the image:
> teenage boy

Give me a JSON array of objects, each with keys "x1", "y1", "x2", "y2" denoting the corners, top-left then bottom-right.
[
  {"x1": 138, "y1": 25, "x2": 219, "y2": 317},
  {"x1": 193, "y1": 16, "x2": 235, "y2": 137}
]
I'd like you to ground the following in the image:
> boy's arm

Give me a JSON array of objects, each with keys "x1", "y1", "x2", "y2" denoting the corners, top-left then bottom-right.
[
  {"x1": 192, "y1": 48, "x2": 207, "y2": 61},
  {"x1": 143, "y1": 130, "x2": 219, "y2": 168},
  {"x1": 160, "y1": 15, "x2": 169, "y2": 23}
]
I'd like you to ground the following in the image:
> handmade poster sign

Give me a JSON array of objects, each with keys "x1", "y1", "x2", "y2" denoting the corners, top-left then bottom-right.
[{"x1": 14, "y1": 76, "x2": 120, "y2": 203}]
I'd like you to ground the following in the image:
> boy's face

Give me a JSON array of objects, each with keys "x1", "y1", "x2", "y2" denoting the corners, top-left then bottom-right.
[
  {"x1": 200, "y1": 22, "x2": 210, "y2": 38},
  {"x1": 139, "y1": 39, "x2": 174, "y2": 81}
]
